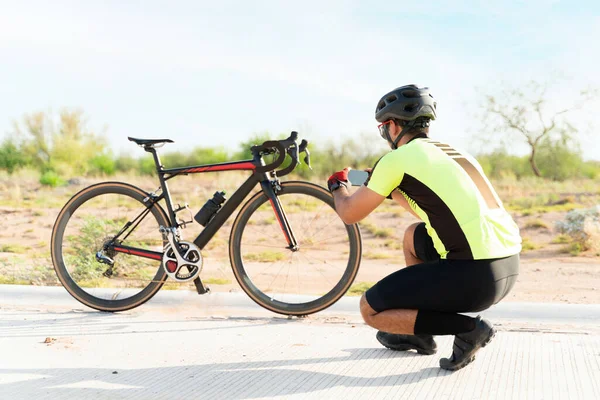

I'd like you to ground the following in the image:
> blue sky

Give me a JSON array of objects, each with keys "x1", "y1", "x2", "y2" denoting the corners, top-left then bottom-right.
[{"x1": 1, "y1": 1, "x2": 599, "y2": 159}]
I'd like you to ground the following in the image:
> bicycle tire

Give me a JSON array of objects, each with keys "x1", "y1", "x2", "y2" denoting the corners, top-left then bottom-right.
[
  {"x1": 229, "y1": 181, "x2": 362, "y2": 315},
  {"x1": 51, "y1": 182, "x2": 169, "y2": 312}
]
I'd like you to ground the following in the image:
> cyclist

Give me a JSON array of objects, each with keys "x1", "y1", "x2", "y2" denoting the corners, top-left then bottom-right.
[{"x1": 326, "y1": 84, "x2": 521, "y2": 371}]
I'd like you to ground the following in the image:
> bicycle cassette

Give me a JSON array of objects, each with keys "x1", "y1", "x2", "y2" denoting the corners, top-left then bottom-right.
[{"x1": 162, "y1": 241, "x2": 203, "y2": 282}]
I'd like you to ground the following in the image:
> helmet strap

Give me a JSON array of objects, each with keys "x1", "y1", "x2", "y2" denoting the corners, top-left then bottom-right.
[
  {"x1": 386, "y1": 121, "x2": 410, "y2": 150},
  {"x1": 389, "y1": 119, "x2": 429, "y2": 149}
]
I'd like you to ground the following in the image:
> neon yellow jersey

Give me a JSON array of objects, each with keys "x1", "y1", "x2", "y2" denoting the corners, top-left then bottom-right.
[{"x1": 367, "y1": 137, "x2": 522, "y2": 260}]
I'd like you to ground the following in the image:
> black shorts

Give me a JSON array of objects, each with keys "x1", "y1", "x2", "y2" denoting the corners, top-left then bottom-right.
[{"x1": 365, "y1": 222, "x2": 519, "y2": 313}]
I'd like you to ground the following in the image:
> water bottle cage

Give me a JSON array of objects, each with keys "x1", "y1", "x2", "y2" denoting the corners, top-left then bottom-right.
[{"x1": 174, "y1": 203, "x2": 194, "y2": 228}]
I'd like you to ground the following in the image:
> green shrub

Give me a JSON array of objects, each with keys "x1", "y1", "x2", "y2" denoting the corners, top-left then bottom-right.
[
  {"x1": 551, "y1": 234, "x2": 570, "y2": 244},
  {"x1": 535, "y1": 139, "x2": 583, "y2": 181},
  {"x1": 186, "y1": 147, "x2": 231, "y2": 165},
  {"x1": 0, "y1": 138, "x2": 27, "y2": 174},
  {"x1": 115, "y1": 154, "x2": 138, "y2": 173},
  {"x1": 555, "y1": 206, "x2": 600, "y2": 251},
  {"x1": 476, "y1": 150, "x2": 532, "y2": 180},
  {"x1": 138, "y1": 157, "x2": 157, "y2": 176},
  {"x1": 521, "y1": 237, "x2": 538, "y2": 251},
  {"x1": 39, "y1": 170, "x2": 65, "y2": 187},
  {"x1": 89, "y1": 154, "x2": 116, "y2": 176},
  {"x1": 581, "y1": 161, "x2": 600, "y2": 179}
]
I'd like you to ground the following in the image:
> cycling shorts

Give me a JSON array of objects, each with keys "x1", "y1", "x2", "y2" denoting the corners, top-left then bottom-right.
[{"x1": 365, "y1": 222, "x2": 520, "y2": 313}]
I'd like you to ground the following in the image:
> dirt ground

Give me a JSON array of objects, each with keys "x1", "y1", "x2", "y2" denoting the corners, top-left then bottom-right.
[{"x1": 1, "y1": 174, "x2": 599, "y2": 305}]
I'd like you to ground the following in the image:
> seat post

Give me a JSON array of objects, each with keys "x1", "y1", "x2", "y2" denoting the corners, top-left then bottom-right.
[
  {"x1": 145, "y1": 146, "x2": 164, "y2": 172},
  {"x1": 145, "y1": 145, "x2": 177, "y2": 221}
]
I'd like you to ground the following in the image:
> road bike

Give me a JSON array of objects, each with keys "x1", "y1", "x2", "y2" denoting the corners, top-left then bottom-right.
[{"x1": 51, "y1": 132, "x2": 362, "y2": 316}]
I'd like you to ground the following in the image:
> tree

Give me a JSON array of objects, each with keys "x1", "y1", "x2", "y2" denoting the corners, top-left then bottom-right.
[
  {"x1": 481, "y1": 80, "x2": 596, "y2": 177},
  {"x1": 12, "y1": 109, "x2": 108, "y2": 175},
  {"x1": 0, "y1": 138, "x2": 27, "y2": 174}
]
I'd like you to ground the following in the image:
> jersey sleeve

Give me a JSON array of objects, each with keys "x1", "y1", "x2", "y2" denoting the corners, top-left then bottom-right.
[{"x1": 366, "y1": 152, "x2": 404, "y2": 197}]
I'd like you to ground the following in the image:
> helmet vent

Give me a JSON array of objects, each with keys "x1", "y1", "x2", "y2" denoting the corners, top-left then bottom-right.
[
  {"x1": 404, "y1": 103, "x2": 418, "y2": 112},
  {"x1": 401, "y1": 90, "x2": 420, "y2": 99},
  {"x1": 385, "y1": 94, "x2": 397, "y2": 104}
]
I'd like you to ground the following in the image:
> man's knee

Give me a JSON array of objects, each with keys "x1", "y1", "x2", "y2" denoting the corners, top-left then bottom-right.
[{"x1": 360, "y1": 294, "x2": 378, "y2": 326}]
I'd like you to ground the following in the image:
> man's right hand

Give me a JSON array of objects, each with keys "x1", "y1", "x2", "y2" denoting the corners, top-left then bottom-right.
[{"x1": 327, "y1": 168, "x2": 350, "y2": 192}]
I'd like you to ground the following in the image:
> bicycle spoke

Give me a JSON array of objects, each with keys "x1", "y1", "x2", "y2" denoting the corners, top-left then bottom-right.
[
  {"x1": 233, "y1": 184, "x2": 360, "y2": 313},
  {"x1": 56, "y1": 188, "x2": 166, "y2": 307}
]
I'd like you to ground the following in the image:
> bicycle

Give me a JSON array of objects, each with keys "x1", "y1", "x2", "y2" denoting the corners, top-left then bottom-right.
[{"x1": 51, "y1": 132, "x2": 362, "y2": 316}]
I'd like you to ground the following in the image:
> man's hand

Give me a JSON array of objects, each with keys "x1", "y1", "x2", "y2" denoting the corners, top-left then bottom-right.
[{"x1": 327, "y1": 168, "x2": 350, "y2": 192}]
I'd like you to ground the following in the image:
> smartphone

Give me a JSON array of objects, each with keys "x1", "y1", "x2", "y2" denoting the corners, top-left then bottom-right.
[{"x1": 348, "y1": 169, "x2": 370, "y2": 186}]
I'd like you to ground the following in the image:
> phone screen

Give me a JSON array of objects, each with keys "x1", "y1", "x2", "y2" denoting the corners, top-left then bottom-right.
[{"x1": 348, "y1": 170, "x2": 369, "y2": 186}]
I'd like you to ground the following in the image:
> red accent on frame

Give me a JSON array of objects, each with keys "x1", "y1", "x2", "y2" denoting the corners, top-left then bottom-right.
[
  {"x1": 179, "y1": 161, "x2": 256, "y2": 174},
  {"x1": 269, "y1": 199, "x2": 291, "y2": 244},
  {"x1": 113, "y1": 246, "x2": 163, "y2": 261}
]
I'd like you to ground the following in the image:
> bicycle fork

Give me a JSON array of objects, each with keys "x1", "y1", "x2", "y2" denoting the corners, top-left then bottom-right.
[{"x1": 261, "y1": 179, "x2": 299, "y2": 251}]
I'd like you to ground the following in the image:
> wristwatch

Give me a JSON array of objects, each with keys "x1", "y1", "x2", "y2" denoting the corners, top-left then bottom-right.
[{"x1": 329, "y1": 180, "x2": 348, "y2": 193}]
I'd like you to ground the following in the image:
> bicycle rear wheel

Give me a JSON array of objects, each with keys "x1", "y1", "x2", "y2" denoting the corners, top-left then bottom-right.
[
  {"x1": 51, "y1": 182, "x2": 169, "y2": 311},
  {"x1": 229, "y1": 181, "x2": 362, "y2": 316}
]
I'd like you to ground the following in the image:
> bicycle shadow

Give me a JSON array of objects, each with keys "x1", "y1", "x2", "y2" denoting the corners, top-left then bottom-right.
[
  {"x1": 0, "y1": 348, "x2": 448, "y2": 399},
  {"x1": 0, "y1": 309, "x2": 289, "y2": 338}
]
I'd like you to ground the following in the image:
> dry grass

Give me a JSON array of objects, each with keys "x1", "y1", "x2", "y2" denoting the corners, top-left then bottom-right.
[
  {"x1": 363, "y1": 251, "x2": 394, "y2": 260},
  {"x1": 521, "y1": 237, "x2": 538, "y2": 252},
  {"x1": 524, "y1": 219, "x2": 550, "y2": 230},
  {"x1": 0, "y1": 244, "x2": 30, "y2": 253},
  {"x1": 347, "y1": 281, "x2": 374, "y2": 296}
]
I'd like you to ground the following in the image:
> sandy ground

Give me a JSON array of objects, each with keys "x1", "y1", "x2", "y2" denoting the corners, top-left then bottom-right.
[{"x1": 0, "y1": 174, "x2": 599, "y2": 305}]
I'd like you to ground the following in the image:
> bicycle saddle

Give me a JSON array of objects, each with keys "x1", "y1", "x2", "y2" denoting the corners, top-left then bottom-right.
[{"x1": 128, "y1": 137, "x2": 174, "y2": 146}]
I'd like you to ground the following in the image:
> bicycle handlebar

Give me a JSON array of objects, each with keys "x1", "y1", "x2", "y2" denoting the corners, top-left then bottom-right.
[{"x1": 251, "y1": 131, "x2": 311, "y2": 176}]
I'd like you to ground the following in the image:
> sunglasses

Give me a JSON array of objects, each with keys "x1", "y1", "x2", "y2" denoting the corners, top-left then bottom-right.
[{"x1": 377, "y1": 120, "x2": 393, "y2": 139}]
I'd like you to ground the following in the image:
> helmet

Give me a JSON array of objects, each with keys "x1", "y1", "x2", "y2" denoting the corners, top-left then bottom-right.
[{"x1": 375, "y1": 84, "x2": 437, "y2": 123}]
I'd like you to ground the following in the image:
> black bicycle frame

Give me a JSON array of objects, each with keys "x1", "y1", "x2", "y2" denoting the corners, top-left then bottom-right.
[{"x1": 111, "y1": 145, "x2": 299, "y2": 263}]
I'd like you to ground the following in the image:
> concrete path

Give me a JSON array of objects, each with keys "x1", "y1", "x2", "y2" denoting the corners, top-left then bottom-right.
[{"x1": 0, "y1": 285, "x2": 599, "y2": 399}]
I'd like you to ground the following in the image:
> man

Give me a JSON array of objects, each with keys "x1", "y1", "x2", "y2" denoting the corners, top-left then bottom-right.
[{"x1": 326, "y1": 85, "x2": 521, "y2": 371}]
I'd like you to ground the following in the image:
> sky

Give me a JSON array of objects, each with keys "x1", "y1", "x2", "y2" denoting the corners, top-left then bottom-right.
[{"x1": 1, "y1": 0, "x2": 599, "y2": 160}]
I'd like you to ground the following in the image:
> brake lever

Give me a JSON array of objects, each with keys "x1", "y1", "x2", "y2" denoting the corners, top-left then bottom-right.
[
  {"x1": 303, "y1": 148, "x2": 312, "y2": 170},
  {"x1": 298, "y1": 139, "x2": 312, "y2": 170}
]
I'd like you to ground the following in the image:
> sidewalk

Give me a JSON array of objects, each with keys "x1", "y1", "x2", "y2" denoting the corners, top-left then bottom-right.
[{"x1": 0, "y1": 286, "x2": 599, "y2": 399}]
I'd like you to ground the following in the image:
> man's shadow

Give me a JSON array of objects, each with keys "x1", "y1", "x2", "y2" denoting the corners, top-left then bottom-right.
[{"x1": 0, "y1": 348, "x2": 449, "y2": 399}]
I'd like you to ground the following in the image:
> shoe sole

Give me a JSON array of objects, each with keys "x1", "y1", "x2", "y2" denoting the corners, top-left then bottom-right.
[
  {"x1": 441, "y1": 327, "x2": 496, "y2": 371},
  {"x1": 377, "y1": 340, "x2": 437, "y2": 355}
]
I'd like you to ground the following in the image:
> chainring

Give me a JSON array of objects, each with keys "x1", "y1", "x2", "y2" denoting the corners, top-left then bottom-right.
[{"x1": 162, "y1": 240, "x2": 203, "y2": 282}]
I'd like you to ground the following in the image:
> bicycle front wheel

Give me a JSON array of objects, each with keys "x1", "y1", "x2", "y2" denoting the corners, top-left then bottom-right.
[
  {"x1": 229, "y1": 181, "x2": 362, "y2": 316},
  {"x1": 51, "y1": 182, "x2": 169, "y2": 312}
]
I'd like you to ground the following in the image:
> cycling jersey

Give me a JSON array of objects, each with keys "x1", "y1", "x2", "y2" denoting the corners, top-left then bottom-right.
[{"x1": 367, "y1": 136, "x2": 522, "y2": 260}]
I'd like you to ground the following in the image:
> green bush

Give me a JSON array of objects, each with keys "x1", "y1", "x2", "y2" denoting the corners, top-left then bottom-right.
[
  {"x1": 39, "y1": 170, "x2": 65, "y2": 187},
  {"x1": 535, "y1": 139, "x2": 583, "y2": 181},
  {"x1": 581, "y1": 161, "x2": 600, "y2": 179},
  {"x1": 476, "y1": 138, "x2": 588, "y2": 182},
  {"x1": 555, "y1": 206, "x2": 600, "y2": 251},
  {"x1": 89, "y1": 154, "x2": 116, "y2": 176},
  {"x1": 0, "y1": 138, "x2": 27, "y2": 174},
  {"x1": 186, "y1": 147, "x2": 231, "y2": 165},
  {"x1": 234, "y1": 132, "x2": 288, "y2": 160},
  {"x1": 114, "y1": 154, "x2": 137, "y2": 173},
  {"x1": 138, "y1": 157, "x2": 157, "y2": 176},
  {"x1": 476, "y1": 150, "x2": 532, "y2": 180}
]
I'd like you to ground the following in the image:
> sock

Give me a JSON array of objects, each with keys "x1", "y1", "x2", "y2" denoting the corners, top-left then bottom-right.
[{"x1": 414, "y1": 310, "x2": 476, "y2": 335}]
